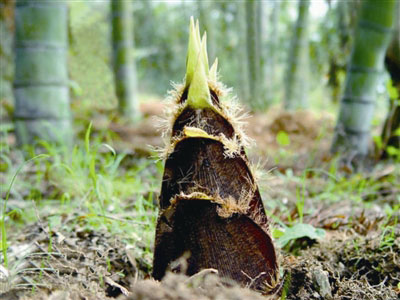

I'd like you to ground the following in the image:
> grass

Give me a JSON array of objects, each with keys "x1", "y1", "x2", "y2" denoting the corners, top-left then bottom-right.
[
  {"x1": 0, "y1": 125, "x2": 162, "y2": 274},
  {"x1": 1, "y1": 154, "x2": 49, "y2": 268},
  {"x1": 262, "y1": 152, "x2": 400, "y2": 254}
]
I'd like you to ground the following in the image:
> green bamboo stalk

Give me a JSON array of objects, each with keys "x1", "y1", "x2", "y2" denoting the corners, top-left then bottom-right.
[
  {"x1": 381, "y1": 2, "x2": 400, "y2": 158},
  {"x1": 257, "y1": 0, "x2": 263, "y2": 72},
  {"x1": 245, "y1": 0, "x2": 262, "y2": 110},
  {"x1": 0, "y1": 0, "x2": 14, "y2": 103},
  {"x1": 257, "y1": 0, "x2": 270, "y2": 107},
  {"x1": 284, "y1": 0, "x2": 310, "y2": 110},
  {"x1": 327, "y1": 1, "x2": 353, "y2": 104},
  {"x1": 270, "y1": 1, "x2": 280, "y2": 77},
  {"x1": 111, "y1": 0, "x2": 140, "y2": 122},
  {"x1": 13, "y1": 0, "x2": 72, "y2": 146},
  {"x1": 265, "y1": 0, "x2": 280, "y2": 103},
  {"x1": 238, "y1": 2, "x2": 249, "y2": 103},
  {"x1": 331, "y1": 0, "x2": 396, "y2": 157}
]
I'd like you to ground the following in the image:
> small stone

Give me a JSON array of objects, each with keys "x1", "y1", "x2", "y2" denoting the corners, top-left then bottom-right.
[
  {"x1": 337, "y1": 262, "x2": 346, "y2": 275},
  {"x1": 0, "y1": 265, "x2": 10, "y2": 294},
  {"x1": 312, "y1": 291, "x2": 320, "y2": 298},
  {"x1": 312, "y1": 268, "x2": 332, "y2": 299},
  {"x1": 48, "y1": 290, "x2": 70, "y2": 300}
]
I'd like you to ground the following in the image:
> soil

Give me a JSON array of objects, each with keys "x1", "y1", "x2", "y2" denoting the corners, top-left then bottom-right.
[
  {"x1": 2, "y1": 102, "x2": 399, "y2": 299},
  {"x1": 2, "y1": 218, "x2": 398, "y2": 299}
]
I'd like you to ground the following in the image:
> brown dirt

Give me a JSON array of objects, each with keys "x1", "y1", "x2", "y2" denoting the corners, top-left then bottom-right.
[
  {"x1": 283, "y1": 229, "x2": 399, "y2": 300},
  {"x1": 1, "y1": 220, "x2": 140, "y2": 300},
  {"x1": 2, "y1": 209, "x2": 399, "y2": 300},
  {"x1": 247, "y1": 108, "x2": 334, "y2": 155},
  {"x1": 122, "y1": 272, "x2": 271, "y2": 300}
]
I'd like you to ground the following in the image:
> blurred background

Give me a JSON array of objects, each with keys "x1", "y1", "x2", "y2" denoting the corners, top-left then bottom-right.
[
  {"x1": 0, "y1": 0, "x2": 369, "y2": 107},
  {"x1": 1, "y1": 0, "x2": 398, "y2": 162},
  {"x1": 1, "y1": 0, "x2": 399, "y2": 159}
]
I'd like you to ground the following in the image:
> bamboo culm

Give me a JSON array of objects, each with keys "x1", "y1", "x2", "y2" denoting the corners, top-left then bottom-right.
[
  {"x1": 14, "y1": 0, "x2": 72, "y2": 145},
  {"x1": 111, "y1": 0, "x2": 140, "y2": 122},
  {"x1": 331, "y1": 0, "x2": 396, "y2": 157},
  {"x1": 284, "y1": 0, "x2": 310, "y2": 110}
]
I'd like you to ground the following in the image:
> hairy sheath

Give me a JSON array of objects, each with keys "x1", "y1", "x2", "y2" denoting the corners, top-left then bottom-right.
[{"x1": 152, "y1": 17, "x2": 279, "y2": 294}]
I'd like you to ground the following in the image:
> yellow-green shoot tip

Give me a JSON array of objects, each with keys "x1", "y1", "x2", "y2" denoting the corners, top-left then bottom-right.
[
  {"x1": 185, "y1": 17, "x2": 200, "y2": 87},
  {"x1": 187, "y1": 37, "x2": 212, "y2": 109},
  {"x1": 200, "y1": 33, "x2": 209, "y2": 75},
  {"x1": 209, "y1": 58, "x2": 218, "y2": 82}
]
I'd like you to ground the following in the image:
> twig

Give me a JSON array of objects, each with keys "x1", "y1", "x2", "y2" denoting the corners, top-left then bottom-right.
[
  {"x1": 104, "y1": 276, "x2": 130, "y2": 296},
  {"x1": 241, "y1": 270, "x2": 267, "y2": 289},
  {"x1": 184, "y1": 268, "x2": 218, "y2": 284},
  {"x1": 96, "y1": 214, "x2": 149, "y2": 225}
]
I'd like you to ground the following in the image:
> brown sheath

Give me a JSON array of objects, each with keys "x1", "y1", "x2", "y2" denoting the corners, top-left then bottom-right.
[{"x1": 152, "y1": 18, "x2": 278, "y2": 293}]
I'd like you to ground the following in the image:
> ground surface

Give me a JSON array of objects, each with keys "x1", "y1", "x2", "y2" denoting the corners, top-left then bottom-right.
[{"x1": 1, "y1": 102, "x2": 399, "y2": 299}]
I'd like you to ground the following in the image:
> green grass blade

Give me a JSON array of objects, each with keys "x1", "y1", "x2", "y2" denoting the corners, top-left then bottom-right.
[{"x1": 1, "y1": 154, "x2": 49, "y2": 268}]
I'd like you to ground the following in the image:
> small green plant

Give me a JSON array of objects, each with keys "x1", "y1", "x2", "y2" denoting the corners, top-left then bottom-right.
[
  {"x1": 280, "y1": 271, "x2": 291, "y2": 300},
  {"x1": 274, "y1": 223, "x2": 325, "y2": 249},
  {"x1": 380, "y1": 199, "x2": 399, "y2": 250},
  {"x1": 276, "y1": 131, "x2": 291, "y2": 147},
  {"x1": 272, "y1": 169, "x2": 326, "y2": 253},
  {"x1": 274, "y1": 131, "x2": 291, "y2": 164},
  {"x1": 373, "y1": 80, "x2": 400, "y2": 161},
  {"x1": 1, "y1": 154, "x2": 49, "y2": 268},
  {"x1": 379, "y1": 223, "x2": 397, "y2": 250},
  {"x1": 385, "y1": 143, "x2": 400, "y2": 160}
]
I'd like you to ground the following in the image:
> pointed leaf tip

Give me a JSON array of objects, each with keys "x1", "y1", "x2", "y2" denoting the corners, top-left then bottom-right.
[
  {"x1": 185, "y1": 18, "x2": 213, "y2": 109},
  {"x1": 209, "y1": 58, "x2": 218, "y2": 82},
  {"x1": 187, "y1": 38, "x2": 211, "y2": 109},
  {"x1": 186, "y1": 17, "x2": 201, "y2": 87},
  {"x1": 195, "y1": 19, "x2": 201, "y2": 45},
  {"x1": 201, "y1": 33, "x2": 209, "y2": 75}
]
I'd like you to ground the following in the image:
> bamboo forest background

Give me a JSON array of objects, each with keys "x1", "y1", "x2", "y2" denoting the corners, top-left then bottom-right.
[{"x1": 1, "y1": 1, "x2": 392, "y2": 115}]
